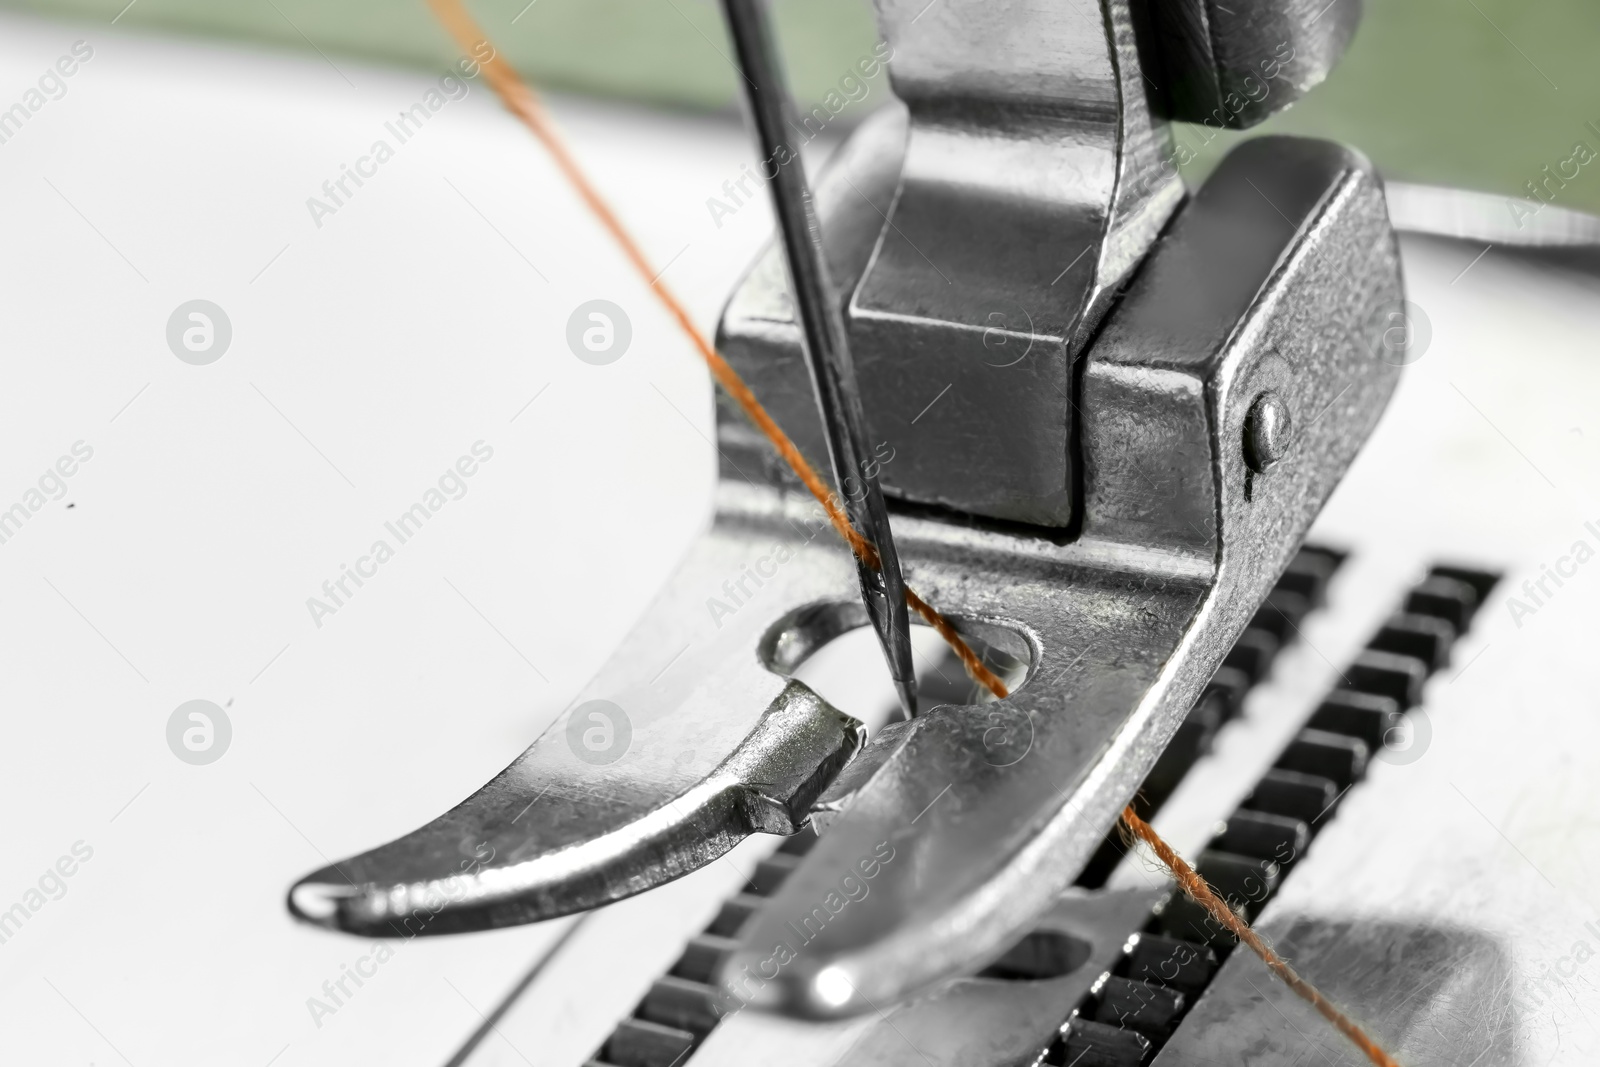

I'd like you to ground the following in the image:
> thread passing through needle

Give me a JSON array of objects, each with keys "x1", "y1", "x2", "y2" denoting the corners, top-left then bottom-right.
[{"x1": 424, "y1": 4, "x2": 1401, "y2": 1064}]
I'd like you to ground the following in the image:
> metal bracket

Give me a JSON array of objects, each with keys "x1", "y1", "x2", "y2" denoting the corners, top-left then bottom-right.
[
  {"x1": 287, "y1": 0, "x2": 1399, "y2": 1019},
  {"x1": 289, "y1": 132, "x2": 1402, "y2": 1011}
]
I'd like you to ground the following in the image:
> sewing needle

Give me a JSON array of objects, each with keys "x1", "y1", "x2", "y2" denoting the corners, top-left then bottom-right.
[{"x1": 720, "y1": 0, "x2": 918, "y2": 719}]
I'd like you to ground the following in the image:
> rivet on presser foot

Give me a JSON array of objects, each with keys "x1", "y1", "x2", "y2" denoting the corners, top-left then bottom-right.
[{"x1": 1245, "y1": 390, "x2": 1295, "y2": 474}]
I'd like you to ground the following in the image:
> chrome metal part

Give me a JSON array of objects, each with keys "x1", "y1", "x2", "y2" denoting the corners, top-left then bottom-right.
[
  {"x1": 720, "y1": 0, "x2": 918, "y2": 720},
  {"x1": 1140, "y1": 0, "x2": 1363, "y2": 130},
  {"x1": 428, "y1": 204, "x2": 1600, "y2": 1067},
  {"x1": 286, "y1": 0, "x2": 1410, "y2": 1028},
  {"x1": 287, "y1": 134, "x2": 1401, "y2": 997},
  {"x1": 702, "y1": 889, "x2": 1165, "y2": 1067},
  {"x1": 721, "y1": 0, "x2": 1186, "y2": 526},
  {"x1": 558, "y1": 544, "x2": 1340, "y2": 1067},
  {"x1": 719, "y1": 136, "x2": 1402, "y2": 1018},
  {"x1": 1243, "y1": 390, "x2": 1294, "y2": 473},
  {"x1": 287, "y1": 524, "x2": 870, "y2": 935}
]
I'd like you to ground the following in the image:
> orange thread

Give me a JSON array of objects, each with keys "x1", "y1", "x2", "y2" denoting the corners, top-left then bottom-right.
[
  {"x1": 427, "y1": 6, "x2": 1397, "y2": 1065},
  {"x1": 426, "y1": 0, "x2": 1007, "y2": 699},
  {"x1": 1121, "y1": 807, "x2": 1399, "y2": 1067}
]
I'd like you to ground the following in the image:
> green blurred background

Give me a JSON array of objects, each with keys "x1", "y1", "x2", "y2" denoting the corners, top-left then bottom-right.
[{"x1": 7, "y1": 0, "x2": 1599, "y2": 213}]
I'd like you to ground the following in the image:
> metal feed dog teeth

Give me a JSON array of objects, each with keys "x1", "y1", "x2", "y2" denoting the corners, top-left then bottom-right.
[{"x1": 291, "y1": 0, "x2": 1400, "y2": 1026}]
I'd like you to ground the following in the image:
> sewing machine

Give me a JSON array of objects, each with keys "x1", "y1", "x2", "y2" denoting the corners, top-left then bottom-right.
[
  {"x1": 277, "y1": 1, "x2": 1599, "y2": 1064},
  {"x1": 3, "y1": 1, "x2": 1598, "y2": 1064}
]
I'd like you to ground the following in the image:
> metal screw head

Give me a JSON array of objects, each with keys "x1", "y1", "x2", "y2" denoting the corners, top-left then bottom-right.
[{"x1": 1244, "y1": 391, "x2": 1294, "y2": 473}]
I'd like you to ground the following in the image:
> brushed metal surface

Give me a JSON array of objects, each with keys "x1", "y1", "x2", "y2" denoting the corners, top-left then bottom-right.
[
  {"x1": 1142, "y1": 0, "x2": 1362, "y2": 130},
  {"x1": 720, "y1": 0, "x2": 1185, "y2": 526},
  {"x1": 719, "y1": 136, "x2": 1399, "y2": 1019}
]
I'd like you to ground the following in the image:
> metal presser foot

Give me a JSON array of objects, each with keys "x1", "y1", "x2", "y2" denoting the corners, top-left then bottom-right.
[{"x1": 290, "y1": 0, "x2": 1399, "y2": 1022}]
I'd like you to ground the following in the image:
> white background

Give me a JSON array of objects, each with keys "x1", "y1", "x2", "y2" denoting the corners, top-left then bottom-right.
[{"x1": 0, "y1": 10, "x2": 779, "y2": 1064}]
